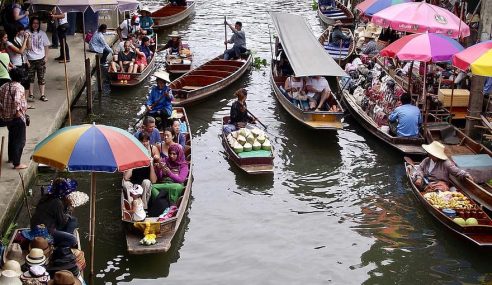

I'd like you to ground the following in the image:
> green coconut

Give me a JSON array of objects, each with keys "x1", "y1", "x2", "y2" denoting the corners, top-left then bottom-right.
[
  {"x1": 239, "y1": 128, "x2": 247, "y2": 137},
  {"x1": 251, "y1": 128, "x2": 262, "y2": 137},
  {"x1": 243, "y1": 142, "x2": 253, "y2": 152},
  {"x1": 465, "y1": 218, "x2": 478, "y2": 225},
  {"x1": 233, "y1": 142, "x2": 244, "y2": 153},
  {"x1": 262, "y1": 139, "x2": 271, "y2": 151},
  {"x1": 232, "y1": 131, "x2": 239, "y2": 139},
  {"x1": 252, "y1": 140, "x2": 261, "y2": 151},
  {"x1": 237, "y1": 135, "x2": 246, "y2": 145},
  {"x1": 257, "y1": 134, "x2": 266, "y2": 144},
  {"x1": 453, "y1": 217, "x2": 466, "y2": 226},
  {"x1": 246, "y1": 134, "x2": 255, "y2": 144}
]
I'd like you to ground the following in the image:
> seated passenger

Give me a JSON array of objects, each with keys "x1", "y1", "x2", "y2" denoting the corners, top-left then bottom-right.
[
  {"x1": 284, "y1": 76, "x2": 308, "y2": 111},
  {"x1": 138, "y1": 36, "x2": 153, "y2": 62},
  {"x1": 128, "y1": 185, "x2": 146, "y2": 221},
  {"x1": 223, "y1": 88, "x2": 255, "y2": 134},
  {"x1": 412, "y1": 141, "x2": 473, "y2": 191},
  {"x1": 330, "y1": 20, "x2": 351, "y2": 47},
  {"x1": 388, "y1": 93, "x2": 421, "y2": 137},
  {"x1": 134, "y1": 38, "x2": 150, "y2": 73},
  {"x1": 171, "y1": 119, "x2": 187, "y2": 148},
  {"x1": 122, "y1": 133, "x2": 157, "y2": 209},
  {"x1": 134, "y1": 116, "x2": 162, "y2": 145},
  {"x1": 111, "y1": 40, "x2": 136, "y2": 73},
  {"x1": 158, "y1": 127, "x2": 181, "y2": 159},
  {"x1": 138, "y1": 7, "x2": 154, "y2": 37},
  {"x1": 361, "y1": 38, "x2": 379, "y2": 57},
  {"x1": 305, "y1": 76, "x2": 338, "y2": 111},
  {"x1": 89, "y1": 24, "x2": 112, "y2": 66},
  {"x1": 156, "y1": 144, "x2": 188, "y2": 184}
]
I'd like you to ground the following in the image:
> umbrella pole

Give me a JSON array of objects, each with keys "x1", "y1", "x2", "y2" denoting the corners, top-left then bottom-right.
[
  {"x1": 62, "y1": 38, "x2": 72, "y2": 126},
  {"x1": 449, "y1": 68, "x2": 457, "y2": 122},
  {"x1": 424, "y1": 62, "x2": 429, "y2": 124},
  {"x1": 408, "y1": 61, "x2": 414, "y2": 96},
  {"x1": 83, "y1": 11, "x2": 87, "y2": 60},
  {"x1": 90, "y1": 172, "x2": 97, "y2": 276}
]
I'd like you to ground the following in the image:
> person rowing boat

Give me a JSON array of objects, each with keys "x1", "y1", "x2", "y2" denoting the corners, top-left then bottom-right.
[
  {"x1": 146, "y1": 71, "x2": 173, "y2": 129},
  {"x1": 223, "y1": 88, "x2": 255, "y2": 134},
  {"x1": 223, "y1": 20, "x2": 246, "y2": 60}
]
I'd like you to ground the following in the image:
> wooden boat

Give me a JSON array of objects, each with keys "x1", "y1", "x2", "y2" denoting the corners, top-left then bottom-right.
[
  {"x1": 318, "y1": 26, "x2": 355, "y2": 68},
  {"x1": 165, "y1": 44, "x2": 193, "y2": 75},
  {"x1": 341, "y1": 87, "x2": 426, "y2": 155},
  {"x1": 108, "y1": 36, "x2": 157, "y2": 87},
  {"x1": 221, "y1": 116, "x2": 274, "y2": 174},
  {"x1": 317, "y1": 0, "x2": 354, "y2": 27},
  {"x1": 270, "y1": 12, "x2": 346, "y2": 130},
  {"x1": 122, "y1": 107, "x2": 192, "y2": 254},
  {"x1": 3, "y1": 228, "x2": 85, "y2": 280},
  {"x1": 405, "y1": 158, "x2": 492, "y2": 247},
  {"x1": 424, "y1": 122, "x2": 492, "y2": 210},
  {"x1": 170, "y1": 53, "x2": 252, "y2": 106},
  {"x1": 151, "y1": 1, "x2": 195, "y2": 29}
]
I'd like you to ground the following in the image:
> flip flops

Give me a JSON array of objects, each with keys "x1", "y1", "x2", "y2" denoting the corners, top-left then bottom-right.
[{"x1": 40, "y1": 96, "x2": 48, "y2": 102}]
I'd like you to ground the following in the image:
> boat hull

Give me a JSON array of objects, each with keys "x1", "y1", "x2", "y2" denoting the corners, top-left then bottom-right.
[
  {"x1": 151, "y1": 1, "x2": 195, "y2": 29},
  {"x1": 318, "y1": 26, "x2": 354, "y2": 68},
  {"x1": 171, "y1": 54, "x2": 252, "y2": 106},
  {"x1": 317, "y1": 0, "x2": 354, "y2": 27}
]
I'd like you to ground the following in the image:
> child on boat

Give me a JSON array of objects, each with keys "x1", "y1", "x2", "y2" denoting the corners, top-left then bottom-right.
[{"x1": 129, "y1": 185, "x2": 146, "y2": 222}]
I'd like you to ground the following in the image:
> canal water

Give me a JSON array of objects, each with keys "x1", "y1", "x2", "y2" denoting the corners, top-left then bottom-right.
[{"x1": 20, "y1": 0, "x2": 492, "y2": 284}]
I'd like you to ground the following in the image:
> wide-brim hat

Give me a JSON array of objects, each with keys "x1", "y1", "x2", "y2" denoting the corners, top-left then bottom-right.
[
  {"x1": 21, "y1": 225, "x2": 53, "y2": 243},
  {"x1": 65, "y1": 191, "x2": 89, "y2": 208},
  {"x1": 129, "y1": 185, "x2": 143, "y2": 196},
  {"x1": 0, "y1": 270, "x2": 22, "y2": 285},
  {"x1": 29, "y1": 237, "x2": 52, "y2": 258},
  {"x1": 25, "y1": 248, "x2": 47, "y2": 266},
  {"x1": 139, "y1": 6, "x2": 151, "y2": 13},
  {"x1": 20, "y1": 265, "x2": 50, "y2": 284},
  {"x1": 47, "y1": 270, "x2": 81, "y2": 285},
  {"x1": 334, "y1": 20, "x2": 343, "y2": 27},
  {"x1": 168, "y1": 31, "x2": 182, "y2": 38},
  {"x1": 154, "y1": 71, "x2": 171, "y2": 83},
  {"x1": 5, "y1": 243, "x2": 25, "y2": 266},
  {"x1": 2, "y1": 260, "x2": 22, "y2": 276},
  {"x1": 422, "y1": 141, "x2": 448, "y2": 160}
]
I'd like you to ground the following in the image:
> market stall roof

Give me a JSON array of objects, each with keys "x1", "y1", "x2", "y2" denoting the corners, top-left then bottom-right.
[{"x1": 270, "y1": 12, "x2": 347, "y2": 77}]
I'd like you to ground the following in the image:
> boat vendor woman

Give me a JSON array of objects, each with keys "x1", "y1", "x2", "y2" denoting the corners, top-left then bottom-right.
[
  {"x1": 412, "y1": 141, "x2": 473, "y2": 192},
  {"x1": 158, "y1": 31, "x2": 183, "y2": 54},
  {"x1": 29, "y1": 178, "x2": 79, "y2": 247},
  {"x1": 223, "y1": 88, "x2": 255, "y2": 134},
  {"x1": 146, "y1": 71, "x2": 173, "y2": 129}
]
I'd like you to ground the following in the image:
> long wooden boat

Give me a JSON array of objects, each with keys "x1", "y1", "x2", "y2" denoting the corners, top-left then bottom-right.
[
  {"x1": 108, "y1": 37, "x2": 157, "y2": 87},
  {"x1": 221, "y1": 116, "x2": 274, "y2": 174},
  {"x1": 405, "y1": 159, "x2": 492, "y2": 247},
  {"x1": 3, "y1": 228, "x2": 85, "y2": 281},
  {"x1": 424, "y1": 122, "x2": 492, "y2": 210},
  {"x1": 341, "y1": 82, "x2": 426, "y2": 155},
  {"x1": 270, "y1": 12, "x2": 347, "y2": 130},
  {"x1": 165, "y1": 44, "x2": 193, "y2": 75},
  {"x1": 151, "y1": 1, "x2": 195, "y2": 29},
  {"x1": 317, "y1": 0, "x2": 354, "y2": 27},
  {"x1": 123, "y1": 107, "x2": 192, "y2": 254},
  {"x1": 170, "y1": 53, "x2": 252, "y2": 106},
  {"x1": 318, "y1": 26, "x2": 355, "y2": 68}
]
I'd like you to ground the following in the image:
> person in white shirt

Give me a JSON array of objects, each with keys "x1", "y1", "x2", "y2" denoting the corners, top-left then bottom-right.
[
  {"x1": 117, "y1": 16, "x2": 140, "y2": 41},
  {"x1": 305, "y1": 76, "x2": 336, "y2": 111},
  {"x1": 26, "y1": 17, "x2": 50, "y2": 102},
  {"x1": 50, "y1": 10, "x2": 69, "y2": 63},
  {"x1": 6, "y1": 23, "x2": 30, "y2": 89}
]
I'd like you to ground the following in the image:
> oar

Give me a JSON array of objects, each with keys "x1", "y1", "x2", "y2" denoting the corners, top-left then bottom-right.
[
  {"x1": 224, "y1": 16, "x2": 228, "y2": 52},
  {"x1": 247, "y1": 109, "x2": 267, "y2": 130},
  {"x1": 19, "y1": 173, "x2": 32, "y2": 219}
]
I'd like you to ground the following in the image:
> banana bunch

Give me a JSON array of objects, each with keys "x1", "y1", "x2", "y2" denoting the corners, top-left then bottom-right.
[
  {"x1": 423, "y1": 192, "x2": 472, "y2": 210},
  {"x1": 139, "y1": 234, "x2": 157, "y2": 246}
]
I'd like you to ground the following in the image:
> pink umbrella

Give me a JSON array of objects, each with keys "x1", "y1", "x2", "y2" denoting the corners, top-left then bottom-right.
[{"x1": 372, "y1": 2, "x2": 470, "y2": 39}]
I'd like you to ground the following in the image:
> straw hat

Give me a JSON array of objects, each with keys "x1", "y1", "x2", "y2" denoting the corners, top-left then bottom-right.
[
  {"x1": 5, "y1": 244, "x2": 24, "y2": 266},
  {"x1": 333, "y1": 20, "x2": 343, "y2": 27},
  {"x1": 47, "y1": 270, "x2": 81, "y2": 285},
  {"x1": 154, "y1": 71, "x2": 170, "y2": 82},
  {"x1": 25, "y1": 249, "x2": 46, "y2": 267},
  {"x1": 1, "y1": 260, "x2": 22, "y2": 276},
  {"x1": 0, "y1": 270, "x2": 22, "y2": 285},
  {"x1": 422, "y1": 141, "x2": 448, "y2": 160},
  {"x1": 139, "y1": 6, "x2": 151, "y2": 13},
  {"x1": 168, "y1": 31, "x2": 182, "y2": 38},
  {"x1": 20, "y1": 265, "x2": 50, "y2": 284},
  {"x1": 129, "y1": 185, "x2": 143, "y2": 196},
  {"x1": 29, "y1": 237, "x2": 52, "y2": 258}
]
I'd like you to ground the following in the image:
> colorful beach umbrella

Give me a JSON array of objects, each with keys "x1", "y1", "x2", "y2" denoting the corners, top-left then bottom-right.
[
  {"x1": 356, "y1": 0, "x2": 412, "y2": 17},
  {"x1": 380, "y1": 33, "x2": 464, "y2": 62},
  {"x1": 32, "y1": 124, "x2": 150, "y2": 172},
  {"x1": 452, "y1": 40, "x2": 492, "y2": 76},
  {"x1": 371, "y1": 2, "x2": 470, "y2": 39}
]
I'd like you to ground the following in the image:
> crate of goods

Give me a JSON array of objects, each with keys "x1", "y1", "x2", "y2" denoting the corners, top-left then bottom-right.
[{"x1": 438, "y1": 89, "x2": 469, "y2": 107}]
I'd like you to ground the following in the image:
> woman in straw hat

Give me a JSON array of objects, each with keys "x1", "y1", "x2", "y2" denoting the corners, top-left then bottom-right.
[
  {"x1": 330, "y1": 20, "x2": 351, "y2": 47},
  {"x1": 138, "y1": 7, "x2": 154, "y2": 37},
  {"x1": 145, "y1": 71, "x2": 173, "y2": 129},
  {"x1": 412, "y1": 141, "x2": 473, "y2": 191},
  {"x1": 159, "y1": 31, "x2": 183, "y2": 54}
]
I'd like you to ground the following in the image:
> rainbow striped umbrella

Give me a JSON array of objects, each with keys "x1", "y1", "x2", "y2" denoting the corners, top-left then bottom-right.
[
  {"x1": 452, "y1": 40, "x2": 492, "y2": 76},
  {"x1": 380, "y1": 33, "x2": 464, "y2": 62},
  {"x1": 356, "y1": 0, "x2": 412, "y2": 16},
  {"x1": 32, "y1": 124, "x2": 150, "y2": 172}
]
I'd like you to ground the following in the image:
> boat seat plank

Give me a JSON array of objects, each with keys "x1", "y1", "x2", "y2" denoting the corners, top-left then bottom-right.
[{"x1": 182, "y1": 86, "x2": 202, "y2": 90}]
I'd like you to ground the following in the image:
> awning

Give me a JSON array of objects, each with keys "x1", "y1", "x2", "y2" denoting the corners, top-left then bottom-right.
[{"x1": 270, "y1": 12, "x2": 347, "y2": 77}]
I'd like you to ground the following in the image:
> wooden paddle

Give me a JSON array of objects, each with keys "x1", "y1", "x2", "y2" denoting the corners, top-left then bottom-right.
[
  {"x1": 224, "y1": 16, "x2": 228, "y2": 51},
  {"x1": 247, "y1": 109, "x2": 267, "y2": 130}
]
